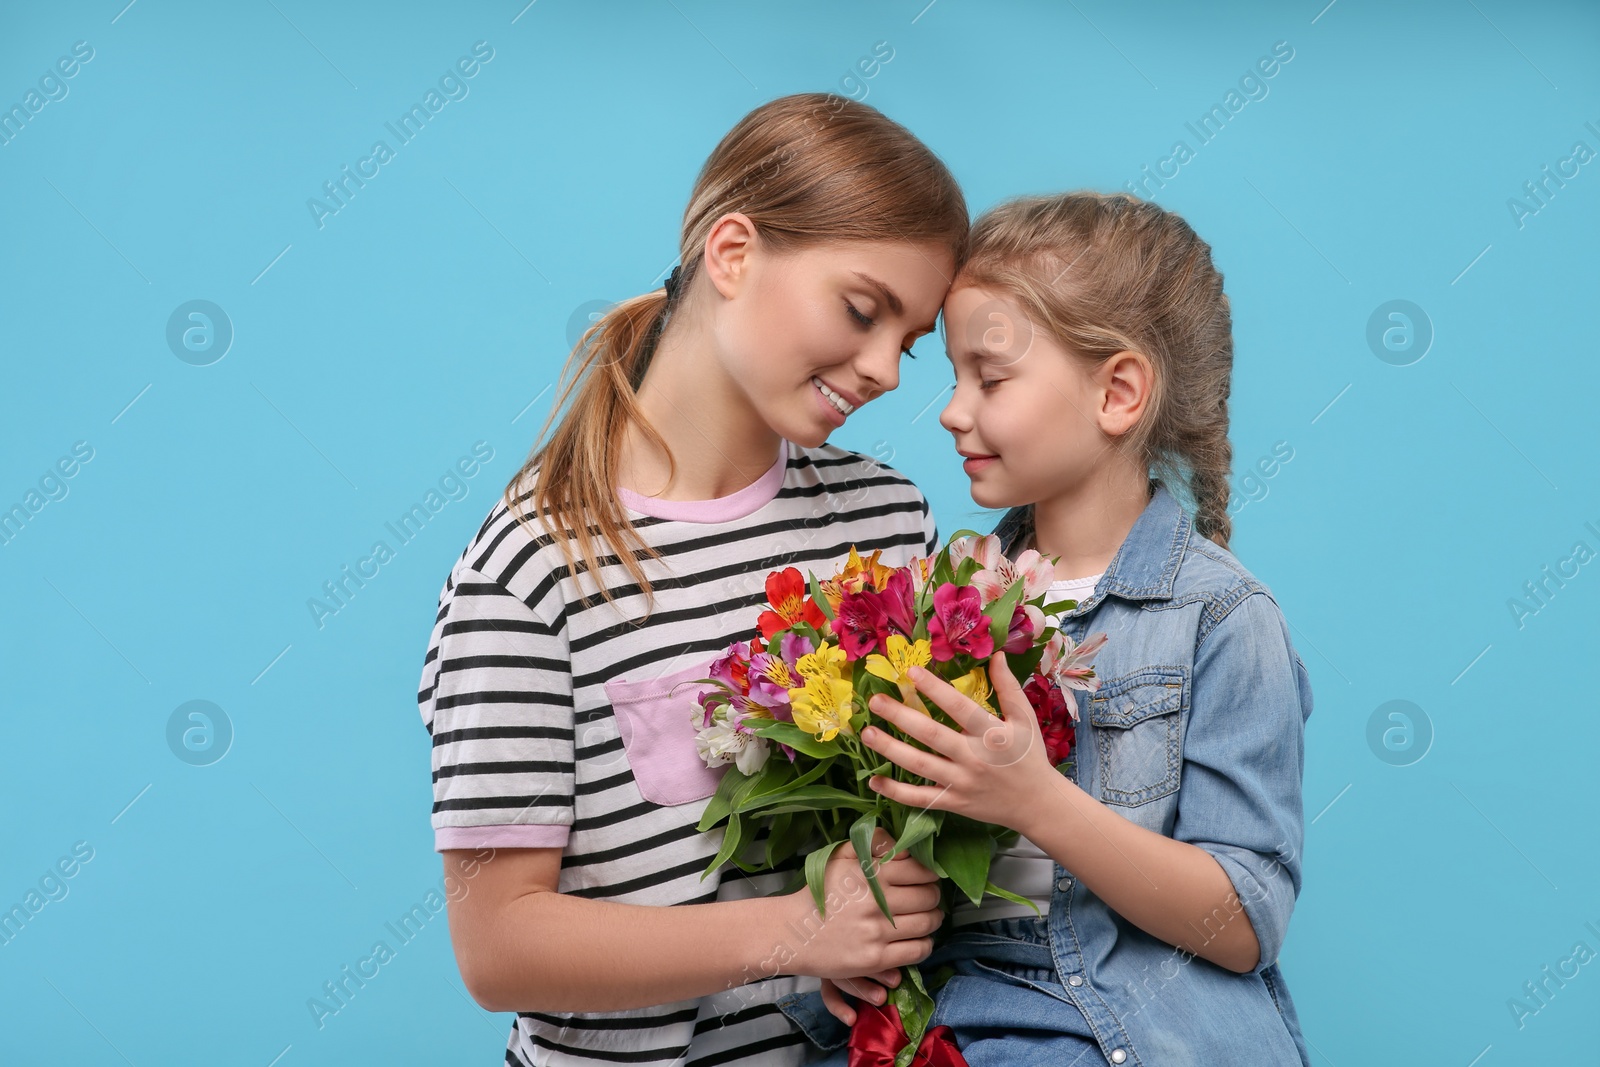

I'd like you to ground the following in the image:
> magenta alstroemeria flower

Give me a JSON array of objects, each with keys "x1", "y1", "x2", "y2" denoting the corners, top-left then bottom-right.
[
  {"x1": 834, "y1": 588, "x2": 888, "y2": 660},
  {"x1": 835, "y1": 569, "x2": 918, "y2": 660},
  {"x1": 1001, "y1": 602, "x2": 1045, "y2": 654},
  {"x1": 708, "y1": 639, "x2": 755, "y2": 694},
  {"x1": 881, "y1": 569, "x2": 916, "y2": 638},
  {"x1": 928, "y1": 582, "x2": 994, "y2": 662}
]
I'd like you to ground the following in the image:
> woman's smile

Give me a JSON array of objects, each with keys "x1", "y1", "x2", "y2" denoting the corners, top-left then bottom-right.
[{"x1": 812, "y1": 375, "x2": 858, "y2": 423}]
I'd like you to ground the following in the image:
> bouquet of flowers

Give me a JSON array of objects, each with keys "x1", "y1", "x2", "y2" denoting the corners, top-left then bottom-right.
[{"x1": 689, "y1": 532, "x2": 1108, "y2": 1066}]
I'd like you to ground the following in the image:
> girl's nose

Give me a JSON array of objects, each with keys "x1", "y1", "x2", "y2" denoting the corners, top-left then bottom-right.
[{"x1": 938, "y1": 385, "x2": 967, "y2": 433}]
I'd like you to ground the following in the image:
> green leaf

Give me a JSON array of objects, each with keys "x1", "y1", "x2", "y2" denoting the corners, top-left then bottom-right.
[
  {"x1": 849, "y1": 809, "x2": 895, "y2": 924},
  {"x1": 1008, "y1": 643, "x2": 1046, "y2": 680},
  {"x1": 890, "y1": 971, "x2": 935, "y2": 1067},
  {"x1": 764, "y1": 811, "x2": 794, "y2": 870},
  {"x1": 925, "y1": 962, "x2": 958, "y2": 995},
  {"x1": 909, "y1": 833, "x2": 945, "y2": 878},
  {"x1": 739, "y1": 782, "x2": 876, "y2": 816},
  {"x1": 855, "y1": 759, "x2": 892, "y2": 780},
  {"x1": 983, "y1": 572, "x2": 1029, "y2": 649},
  {"x1": 697, "y1": 765, "x2": 751, "y2": 832},
  {"x1": 746, "y1": 720, "x2": 842, "y2": 760},
  {"x1": 730, "y1": 824, "x2": 772, "y2": 873},
  {"x1": 728, "y1": 752, "x2": 815, "y2": 811},
  {"x1": 1040, "y1": 597, "x2": 1079, "y2": 617},
  {"x1": 934, "y1": 813, "x2": 995, "y2": 906},
  {"x1": 881, "y1": 807, "x2": 939, "y2": 863},
  {"x1": 903, "y1": 963, "x2": 931, "y2": 1000},
  {"x1": 804, "y1": 838, "x2": 846, "y2": 916},
  {"x1": 807, "y1": 570, "x2": 835, "y2": 621},
  {"x1": 702, "y1": 812, "x2": 744, "y2": 880},
  {"x1": 769, "y1": 806, "x2": 816, "y2": 869},
  {"x1": 979, "y1": 878, "x2": 1044, "y2": 915}
]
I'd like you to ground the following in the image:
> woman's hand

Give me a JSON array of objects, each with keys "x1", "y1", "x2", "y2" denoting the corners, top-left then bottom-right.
[
  {"x1": 859, "y1": 651, "x2": 1061, "y2": 829},
  {"x1": 783, "y1": 828, "x2": 944, "y2": 984},
  {"x1": 818, "y1": 969, "x2": 903, "y2": 1026}
]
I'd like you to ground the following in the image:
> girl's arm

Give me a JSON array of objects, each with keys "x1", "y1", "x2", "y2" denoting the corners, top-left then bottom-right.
[
  {"x1": 1009, "y1": 776, "x2": 1260, "y2": 972},
  {"x1": 446, "y1": 833, "x2": 946, "y2": 1014}
]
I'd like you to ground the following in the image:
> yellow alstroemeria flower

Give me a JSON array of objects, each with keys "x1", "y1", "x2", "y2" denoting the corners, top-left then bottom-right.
[
  {"x1": 788, "y1": 674, "x2": 856, "y2": 741},
  {"x1": 795, "y1": 641, "x2": 848, "y2": 682},
  {"x1": 953, "y1": 665, "x2": 997, "y2": 715},
  {"x1": 864, "y1": 634, "x2": 933, "y2": 715}
]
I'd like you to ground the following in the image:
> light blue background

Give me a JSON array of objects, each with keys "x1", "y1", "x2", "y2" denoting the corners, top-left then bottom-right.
[{"x1": 2, "y1": 0, "x2": 1596, "y2": 1062}]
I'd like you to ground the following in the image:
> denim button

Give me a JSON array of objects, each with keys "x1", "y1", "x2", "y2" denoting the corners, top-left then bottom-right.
[
  {"x1": 1067, "y1": 974, "x2": 1084, "y2": 987},
  {"x1": 1110, "y1": 1050, "x2": 1127, "y2": 1064},
  {"x1": 1056, "y1": 877, "x2": 1072, "y2": 891}
]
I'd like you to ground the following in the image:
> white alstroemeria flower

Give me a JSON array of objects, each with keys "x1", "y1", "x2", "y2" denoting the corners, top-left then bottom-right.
[
  {"x1": 693, "y1": 715, "x2": 771, "y2": 774},
  {"x1": 734, "y1": 734, "x2": 771, "y2": 775}
]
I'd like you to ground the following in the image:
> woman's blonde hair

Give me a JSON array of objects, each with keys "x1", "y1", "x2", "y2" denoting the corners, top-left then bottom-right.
[
  {"x1": 959, "y1": 191, "x2": 1236, "y2": 551},
  {"x1": 504, "y1": 93, "x2": 969, "y2": 614}
]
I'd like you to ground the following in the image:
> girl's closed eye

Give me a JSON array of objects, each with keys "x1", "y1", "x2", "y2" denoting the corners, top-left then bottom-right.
[
  {"x1": 846, "y1": 300, "x2": 919, "y2": 359},
  {"x1": 979, "y1": 377, "x2": 1003, "y2": 390}
]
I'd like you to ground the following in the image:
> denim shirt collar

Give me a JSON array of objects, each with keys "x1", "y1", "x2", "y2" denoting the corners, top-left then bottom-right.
[{"x1": 993, "y1": 480, "x2": 1192, "y2": 617}]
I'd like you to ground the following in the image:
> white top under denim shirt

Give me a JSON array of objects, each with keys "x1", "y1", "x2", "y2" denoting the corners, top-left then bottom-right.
[{"x1": 777, "y1": 480, "x2": 1314, "y2": 1066}]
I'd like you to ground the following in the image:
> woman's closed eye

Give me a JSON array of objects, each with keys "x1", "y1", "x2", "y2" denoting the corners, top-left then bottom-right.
[{"x1": 846, "y1": 301, "x2": 918, "y2": 359}]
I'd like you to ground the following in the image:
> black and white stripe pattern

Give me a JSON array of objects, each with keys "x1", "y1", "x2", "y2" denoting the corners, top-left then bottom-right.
[{"x1": 418, "y1": 441, "x2": 937, "y2": 1065}]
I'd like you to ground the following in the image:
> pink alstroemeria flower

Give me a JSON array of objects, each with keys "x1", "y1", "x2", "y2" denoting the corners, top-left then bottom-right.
[
  {"x1": 928, "y1": 582, "x2": 994, "y2": 662},
  {"x1": 950, "y1": 534, "x2": 1055, "y2": 607},
  {"x1": 1039, "y1": 631, "x2": 1110, "y2": 716}
]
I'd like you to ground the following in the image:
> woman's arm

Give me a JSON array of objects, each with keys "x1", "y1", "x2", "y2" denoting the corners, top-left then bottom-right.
[{"x1": 446, "y1": 832, "x2": 946, "y2": 1014}]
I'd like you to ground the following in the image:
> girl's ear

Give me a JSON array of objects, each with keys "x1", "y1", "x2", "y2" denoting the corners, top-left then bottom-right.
[
  {"x1": 702, "y1": 212, "x2": 759, "y2": 300},
  {"x1": 1097, "y1": 349, "x2": 1152, "y2": 437}
]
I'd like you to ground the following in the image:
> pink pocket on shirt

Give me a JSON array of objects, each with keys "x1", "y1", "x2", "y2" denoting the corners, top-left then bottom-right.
[{"x1": 603, "y1": 658, "x2": 730, "y2": 807}]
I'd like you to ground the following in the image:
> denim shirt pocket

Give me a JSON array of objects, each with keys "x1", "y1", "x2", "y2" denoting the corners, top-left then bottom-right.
[
  {"x1": 1087, "y1": 666, "x2": 1187, "y2": 807},
  {"x1": 603, "y1": 659, "x2": 729, "y2": 807}
]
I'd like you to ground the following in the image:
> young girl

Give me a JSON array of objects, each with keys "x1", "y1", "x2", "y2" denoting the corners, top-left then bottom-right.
[
  {"x1": 415, "y1": 93, "x2": 970, "y2": 1066},
  {"x1": 814, "y1": 191, "x2": 1314, "y2": 1065}
]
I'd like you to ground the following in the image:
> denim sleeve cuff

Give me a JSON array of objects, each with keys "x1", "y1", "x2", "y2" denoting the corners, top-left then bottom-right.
[
  {"x1": 776, "y1": 987, "x2": 852, "y2": 1051},
  {"x1": 1201, "y1": 843, "x2": 1295, "y2": 974}
]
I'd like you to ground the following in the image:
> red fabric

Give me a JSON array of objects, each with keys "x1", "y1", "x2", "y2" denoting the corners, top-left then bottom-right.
[{"x1": 848, "y1": 999, "x2": 967, "y2": 1066}]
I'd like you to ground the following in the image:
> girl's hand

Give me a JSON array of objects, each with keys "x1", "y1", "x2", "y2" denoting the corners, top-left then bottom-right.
[
  {"x1": 860, "y1": 651, "x2": 1058, "y2": 830},
  {"x1": 818, "y1": 969, "x2": 903, "y2": 1026}
]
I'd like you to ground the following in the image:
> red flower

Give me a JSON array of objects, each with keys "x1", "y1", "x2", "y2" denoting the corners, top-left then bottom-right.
[
  {"x1": 757, "y1": 567, "x2": 827, "y2": 640},
  {"x1": 1024, "y1": 673, "x2": 1075, "y2": 766}
]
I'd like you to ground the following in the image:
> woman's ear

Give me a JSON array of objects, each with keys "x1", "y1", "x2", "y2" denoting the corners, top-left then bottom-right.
[
  {"x1": 702, "y1": 212, "x2": 759, "y2": 301},
  {"x1": 1097, "y1": 349, "x2": 1152, "y2": 437}
]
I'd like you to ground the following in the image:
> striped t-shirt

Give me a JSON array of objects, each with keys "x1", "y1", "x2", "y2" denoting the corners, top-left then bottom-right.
[{"x1": 417, "y1": 437, "x2": 937, "y2": 1067}]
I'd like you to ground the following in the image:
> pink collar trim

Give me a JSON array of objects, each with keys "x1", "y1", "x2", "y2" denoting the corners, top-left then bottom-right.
[{"x1": 617, "y1": 440, "x2": 789, "y2": 523}]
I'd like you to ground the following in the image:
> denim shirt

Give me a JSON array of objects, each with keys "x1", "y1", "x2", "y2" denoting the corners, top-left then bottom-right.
[{"x1": 778, "y1": 482, "x2": 1314, "y2": 1065}]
